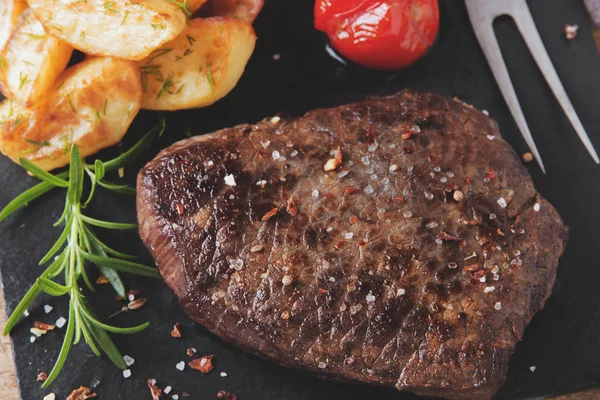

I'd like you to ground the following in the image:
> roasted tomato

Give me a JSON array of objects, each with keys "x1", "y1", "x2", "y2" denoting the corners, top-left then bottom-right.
[{"x1": 314, "y1": 0, "x2": 439, "y2": 70}]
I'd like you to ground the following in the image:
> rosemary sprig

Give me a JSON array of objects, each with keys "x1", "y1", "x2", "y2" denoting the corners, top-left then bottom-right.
[
  {"x1": 166, "y1": 0, "x2": 192, "y2": 19},
  {"x1": 1, "y1": 118, "x2": 165, "y2": 388}
]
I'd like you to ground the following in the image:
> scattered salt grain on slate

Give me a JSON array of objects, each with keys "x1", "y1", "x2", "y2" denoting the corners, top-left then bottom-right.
[
  {"x1": 44, "y1": 305, "x2": 53, "y2": 314},
  {"x1": 23, "y1": 309, "x2": 29, "y2": 317},
  {"x1": 176, "y1": 361, "x2": 186, "y2": 371},
  {"x1": 220, "y1": 372, "x2": 228, "y2": 377},
  {"x1": 273, "y1": 53, "x2": 281, "y2": 60},
  {"x1": 122, "y1": 369, "x2": 131, "y2": 378},
  {"x1": 530, "y1": 366, "x2": 536, "y2": 372},
  {"x1": 164, "y1": 386, "x2": 172, "y2": 394},
  {"x1": 56, "y1": 317, "x2": 66, "y2": 328},
  {"x1": 123, "y1": 355, "x2": 135, "y2": 366},
  {"x1": 30, "y1": 336, "x2": 36, "y2": 343},
  {"x1": 43, "y1": 393, "x2": 56, "y2": 400},
  {"x1": 172, "y1": 395, "x2": 179, "y2": 400}
]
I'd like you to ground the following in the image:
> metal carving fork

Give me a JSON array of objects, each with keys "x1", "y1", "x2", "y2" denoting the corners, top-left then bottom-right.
[{"x1": 465, "y1": 0, "x2": 599, "y2": 173}]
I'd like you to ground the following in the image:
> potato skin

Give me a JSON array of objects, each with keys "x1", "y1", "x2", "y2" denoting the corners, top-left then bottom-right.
[
  {"x1": 0, "y1": 57, "x2": 142, "y2": 171},
  {"x1": 26, "y1": 0, "x2": 187, "y2": 60},
  {"x1": 188, "y1": 0, "x2": 208, "y2": 13},
  {"x1": 139, "y1": 17, "x2": 256, "y2": 110},
  {"x1": 198, "y1": 0, "x2": 264, "y2": 24}
]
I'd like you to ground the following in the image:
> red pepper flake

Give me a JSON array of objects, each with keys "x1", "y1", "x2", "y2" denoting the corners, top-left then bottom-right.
[
  {"x1": 324, "y1": 192, "x2": 335, "y2": 198},
  {"x1": 318, "y1": 288, "x2": 328, "y2": 294},
  {"x1": 335, "y1": 240, "x2": 346, "y2": 249},
  {"x1": 358, "y1": 240, "x2": 366, "y2": 246},
  {"x1": 261, "y1": 208, "x2": 278, "y2": 221},
  {"x1": 189, "y1": 355, "x2": 214, "y2": 373},
  {"x1": 217, "y1": 390, "x2": 239, "y2": 400},
  {"x1": 474, "y1": 270, "x2": 485, "y2": 280},
  {"x1": 171, "y1": 322, "x2": 182, "y2": 338},
  {"x1": 428, "y1": 154, "x2": 438, "y2": 163},
  {"x1": 115, "y1": 294, "x2": 124, "y2": 301},
  {"x1": 496, "y1": 228, "x2": 505, "y2": 237},
  {"x1": 345, "y1": 187, "x2": 359, "y2": 195},
  {"x1": 182, "y1": 392, "x2": 191, "y2": 398},
  {"x1": 486, "y1": 169, "x2": 496, "y2": 181},
  {"x1": 463, "y1": 264, "x2": 479, "y2": 272},
  {"x1": 465, "y1": 177, "x2": 471, "y2": 184},
  {"x1": 286, "y1": 197, "x2": 298, "y2": 217},
  {"x1": 176, "y1": 203, "x2": 184, "y2": 215},
  {"x1": 34, "y1": 321, "x2": 56, "y2": 330},
  {"x1": 401, "y1": 132, "x2": 413, "y2": 140},
  {"x1": 349, "y1": 216, "x2": 358, "y2": 224},
  {"x1": 324, "y1": 146, "x2": 342, "y2": 171},
  {"x1": 147, "y1": 379, "x2": 162, "y2": 400},
  {"x1": 437, "y1": 231, "x2": 466, "y2": 246},
  {"x1": 37, "y1": 372, "x2": 48, "y2": 382},
  {"x1": 95, "y1": 275, "x2": 108, "y2": 284},
  {"x1": 67, "y1": 386, "x2": 97, "y2": 400},
  {"x1": 395, "y1": 195, "x2": 405, "y2": 203},
  {"x1": 187, "y1": 347, "x2": 197, "y2": 357}
]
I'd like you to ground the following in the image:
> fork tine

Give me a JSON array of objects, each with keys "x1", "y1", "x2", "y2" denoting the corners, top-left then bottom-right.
[
  {"x1": 511, "y1": 3, "x2": 600, "y2": 164},
  {"x1": 466, "y1": 6, "x2": 546, "y2": 173}
]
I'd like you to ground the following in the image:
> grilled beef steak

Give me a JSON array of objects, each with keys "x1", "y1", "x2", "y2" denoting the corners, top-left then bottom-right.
[{"x1": 137, "y1": 91, "x2": 567, "y2": 399}]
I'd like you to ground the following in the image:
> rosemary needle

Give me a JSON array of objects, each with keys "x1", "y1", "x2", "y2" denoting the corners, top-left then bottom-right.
[{"x1": 1, "y1": 118, "x2": 165, "y2": 388}]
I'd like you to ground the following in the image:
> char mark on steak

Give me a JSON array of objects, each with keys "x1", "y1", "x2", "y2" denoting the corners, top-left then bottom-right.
[{"x1": 137, "y1": 90, "x2": 567, "y2": 400}]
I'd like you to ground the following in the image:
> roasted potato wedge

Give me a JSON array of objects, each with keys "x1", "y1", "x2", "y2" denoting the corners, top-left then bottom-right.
[
  {"x1": 188, "y1": 0, "x2": 208, "y2": 13},
  {"x1": 0, "y1": 0, "x2": 27, "y2": 50},
  {"x1": 0, "y1": 57, "x2": 142, "y2": 170},
  {"x1": 139, "y1": 17, "x2": 256, "y2": 110},
  {"x1": 199, "y1": 0, "x2": 263, "y2": 24},
  {"x1": 0, "y1": 8, "x2": 73, "y2": 105},
  {"x1": 26, "y1": 0, "x2": 187, "y2": 60}
]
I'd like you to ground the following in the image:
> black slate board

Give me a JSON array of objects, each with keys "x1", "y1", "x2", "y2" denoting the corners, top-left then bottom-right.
[{"x1": 2, "y1": 1, "x2": 600, "y2": 399}]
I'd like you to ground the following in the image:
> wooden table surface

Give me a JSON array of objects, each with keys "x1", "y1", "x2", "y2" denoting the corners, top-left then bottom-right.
[{"x1": 1, "y1": 22, "x2": 600, "y2": 400}]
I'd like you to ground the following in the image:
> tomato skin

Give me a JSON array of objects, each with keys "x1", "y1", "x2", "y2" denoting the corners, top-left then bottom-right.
[{"x1": 314, "y1": 0, "x2": 440, "y2": 70}]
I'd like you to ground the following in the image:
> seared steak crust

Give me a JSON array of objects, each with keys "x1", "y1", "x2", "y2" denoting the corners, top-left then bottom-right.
[{"x1": 137, "y1": 91, "x2": 567, "y2": 399}]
